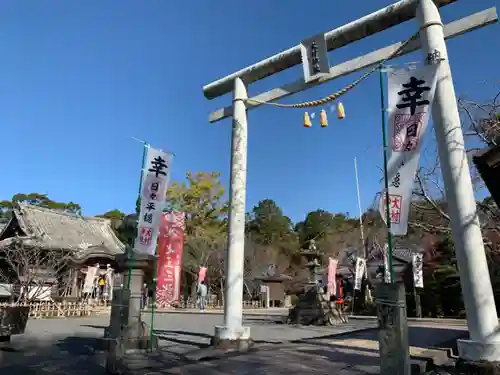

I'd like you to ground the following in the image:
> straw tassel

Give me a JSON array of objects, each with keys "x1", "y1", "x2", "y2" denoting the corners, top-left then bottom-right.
[
  {"x1": 320, "y1": 109, "x2": 328, "y2": 127},
  {"x1": 337, "y1": 102, "x2": 345, "y2": 119},
  {"x1": 303, "y1": 112, "x2": 312, "y2": 128}
]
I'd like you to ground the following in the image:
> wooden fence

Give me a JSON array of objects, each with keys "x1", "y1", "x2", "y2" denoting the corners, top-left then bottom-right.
[
  {"x1": 152, "y1": 296, "x2": 274, "y2": 310},
  {"x1": 178, "y1": 299, "x2": 266, "y2": 309},
  {"x1": 0, "y1": 300, "x2": 111, "y2": 319},
  {"x1": 1, "y1": 298, "x2": 281, "y2": 320}
]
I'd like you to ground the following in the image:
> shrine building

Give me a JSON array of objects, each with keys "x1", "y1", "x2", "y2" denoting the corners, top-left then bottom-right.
[{"x1": 0, "y1": 203, "x2": 125, "y2": 301}]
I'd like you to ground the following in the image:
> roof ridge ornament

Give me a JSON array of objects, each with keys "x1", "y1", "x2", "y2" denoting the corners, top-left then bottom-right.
[{"x1": 78, "y1": 241, "x2": 93, "y2": 251}]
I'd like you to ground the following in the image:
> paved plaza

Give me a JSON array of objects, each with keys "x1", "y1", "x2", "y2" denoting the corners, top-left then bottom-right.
[{"x1": 0, "y1": 312, "x2": 467, "y2": 374}]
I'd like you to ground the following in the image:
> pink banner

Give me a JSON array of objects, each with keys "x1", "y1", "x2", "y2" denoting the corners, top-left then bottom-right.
[
  {"x1": 156, "y1": 211, "x2": 185, "y2": 308},
  {"x1": 327, "y1": 258, "x2": 338, "y2": 296},
  {"x1": 198, "y1": 266, "x2": 207, "y2": 283}
]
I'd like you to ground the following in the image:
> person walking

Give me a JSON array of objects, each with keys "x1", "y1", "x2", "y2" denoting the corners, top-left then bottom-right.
[
  {"x1": 197, "y1": 280, "x2": 208, "y2": 312},
  {"x1": 141, "y1": 283, "x2": 148, "y2": 309}
]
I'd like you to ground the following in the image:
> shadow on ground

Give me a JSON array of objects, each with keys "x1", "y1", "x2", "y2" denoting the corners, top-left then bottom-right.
[
  {"x1": 155, "y1": 329, "x2": 282, "y2": 348},
  {"x1": 81, "y1": 324, "x2": 283, "y2": 349},
  {"x1": 157, "y1": 343, "x2": 382, "y2": 375},
  {"x1": 294, "y1": 325, "x2": 467, "y2": 350},
  {"x1": 0, "y1": 335, "x2": 105, "y2": 375},
  {"x1": 284, "y1": 325, "x2": 468, "y2": 372},
  {"x1": 0, "y1": 324, "x2": 467, "y2": 375},
  {"x1": 171, "y1": 326, "x2": 467, "y2": 375}
]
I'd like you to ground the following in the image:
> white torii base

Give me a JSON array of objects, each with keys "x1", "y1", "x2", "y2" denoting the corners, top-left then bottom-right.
[{"x1": 212, "y1": 325, "x2": 252, "y2": 350}]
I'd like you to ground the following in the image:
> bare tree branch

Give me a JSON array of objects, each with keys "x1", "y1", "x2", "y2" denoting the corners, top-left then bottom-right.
[
  {"x1": 0, "y1": 239, "x2": 73, "y2": 304},
  {"x1": 458, "y1": 89, "x2": 500, "y2": 147}
]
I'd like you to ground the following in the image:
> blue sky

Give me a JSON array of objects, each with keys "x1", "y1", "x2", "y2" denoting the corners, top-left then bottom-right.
[{"x1": 0, "y1": 0, "x2": 498, "y2": 223}]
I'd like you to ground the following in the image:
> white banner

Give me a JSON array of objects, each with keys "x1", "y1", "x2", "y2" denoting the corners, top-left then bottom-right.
[
  {"x1": 379, "y1": 153, "x2": 421, "y2": 236},
  {"x1": 135, "y1": 147, "x2": 174, "y2": 255},
  {"x1": 412, "y1": 253, "x2": 424, "y2": 288},
  {"x1": 354, "y1": 257, "x2": 366, "y2": 291},
  {"x1": 83, "y1": 266, "x2": 98, "y2": 294},
  {"x1": 379, "y1": 65, "x2": 438, "y2": 236},
  {"x1": 382, "y1": 244, "x2": 391, "y2": 283}
]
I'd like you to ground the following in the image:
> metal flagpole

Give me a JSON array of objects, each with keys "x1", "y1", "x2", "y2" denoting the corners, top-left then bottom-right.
[
  {"x1": 351, "y1": 157, "x2": 365, "y2": 316},
  {"x1": 378, "y1": 67, "x2": 394, "y2": 283}
]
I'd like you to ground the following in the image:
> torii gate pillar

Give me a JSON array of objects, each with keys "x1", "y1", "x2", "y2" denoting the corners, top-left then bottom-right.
[
  {"x1": 211, "y1": 77, "x2": 252, "y2": 349},
  {"x1": 418, "y1": 0, "x2": 500, "y2": 368}
]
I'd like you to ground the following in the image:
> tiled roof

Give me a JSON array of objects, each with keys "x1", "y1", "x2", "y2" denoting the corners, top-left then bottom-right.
[{"x1": 0, "y1": 203, "x2": 125, "y2": 261}]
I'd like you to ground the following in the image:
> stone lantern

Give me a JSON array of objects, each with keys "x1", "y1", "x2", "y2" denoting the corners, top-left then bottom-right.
[
  {"x1": 299, "y1": 239, "x2": 322, "y2": 289},
  {"x1": 287, "y1": 240, "x2": 343, "y2": 326}
]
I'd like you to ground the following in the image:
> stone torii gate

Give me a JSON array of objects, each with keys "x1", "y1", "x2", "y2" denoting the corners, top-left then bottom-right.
[{"x1": 202, "y1": 0, "x2": 499, "y2": 370}]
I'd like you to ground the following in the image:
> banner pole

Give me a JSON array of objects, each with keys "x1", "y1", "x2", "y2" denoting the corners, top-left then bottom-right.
[
  {"x1": 354, "y1": 157, "x2": 365, "y2": 246},
  {"x1": 147, "y1": 149, "x2": 171, "y2": 350},
  {"x1": 128, "y1": 142, "x2": 149, "y2": 290},
  {"x1": 352, "y1": 157, "x2": 365, "y2": 315},
  {"x1": 149, "y1": 219, "x2": 160, "y2": 350},
  {"x1": 350, "y1": 277, "x2": 356, "y2": 317},
  {"x1": 379, "y1": 67, "x2": 394, "y2": 283}
]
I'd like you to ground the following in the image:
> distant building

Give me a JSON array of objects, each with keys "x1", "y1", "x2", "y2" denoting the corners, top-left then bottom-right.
[{"x1": 0, "y1": 203, "x2": 125, "y2": 300}]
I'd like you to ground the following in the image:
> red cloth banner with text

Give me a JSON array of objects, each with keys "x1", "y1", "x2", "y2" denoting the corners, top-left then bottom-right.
[{"x1": 156, "y1": 211, "x2": 185, "y2": 308}]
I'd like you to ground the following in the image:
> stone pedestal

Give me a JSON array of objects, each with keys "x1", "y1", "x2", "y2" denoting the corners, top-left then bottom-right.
[
  {"x1": 104, "y1": 252, "x2": 158, "y2": 374},
  {"x1": 456, "y1": 357, "x2": 500, "y2": 375},
  {"x1": 287, "y1": 284, "x2": 344, "y2": 326},
  {"x1": 375, "y1": 283, "x2": 410, "y2": 375},
  {"x1": 456, "y1": 340, "x2": 500, "y2": 374},
  {"x1": 211, "y1": 325, "x2": 252, "y2": 351},
  {"x1": 103, "y1": 288, "x2": 129, "y2": 340}
]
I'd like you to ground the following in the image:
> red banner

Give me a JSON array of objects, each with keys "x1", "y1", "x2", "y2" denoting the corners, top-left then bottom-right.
[
  {"x1": 156, "y1": 211, "x2": 185, "y2": 308},
  {"x1": 327, "y1": 258, "x2": 338, "y2": 296},
  {"x1": 198, "y1": 266, "x2": 207, "y2": 283}
]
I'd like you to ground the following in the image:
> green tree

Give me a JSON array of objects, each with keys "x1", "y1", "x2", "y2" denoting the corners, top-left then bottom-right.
[
  {"x1": 166, "y1": 172, "x2": 227, "y2": 233},
  {"x1": 246, "y1": 199, "x2": 295, "y2": 247},
  {"x1": 295, "y1": 210, "x2": 347, "y2": 248},
  {"x1": 166, "y1": 172, "x2": 229, "y2": 298},
  {"x1": 0, "y1": 200, "x2": 13, "y2": 223},
  {"x1": 420, "y1": 235, "x2": 463, "y2": 317},
  {"x1": 97, "y1": 209, "x2": 136, "y2": 246},
  {"x1": 0, "y1": 193, "x2": 82, "y2": 221},
  {"x1": 244, "y1": 200, "x2": 299, "y2": 286},
  {"x1": 100, "y1": 209, "x2": 126, "y2": 220}
]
